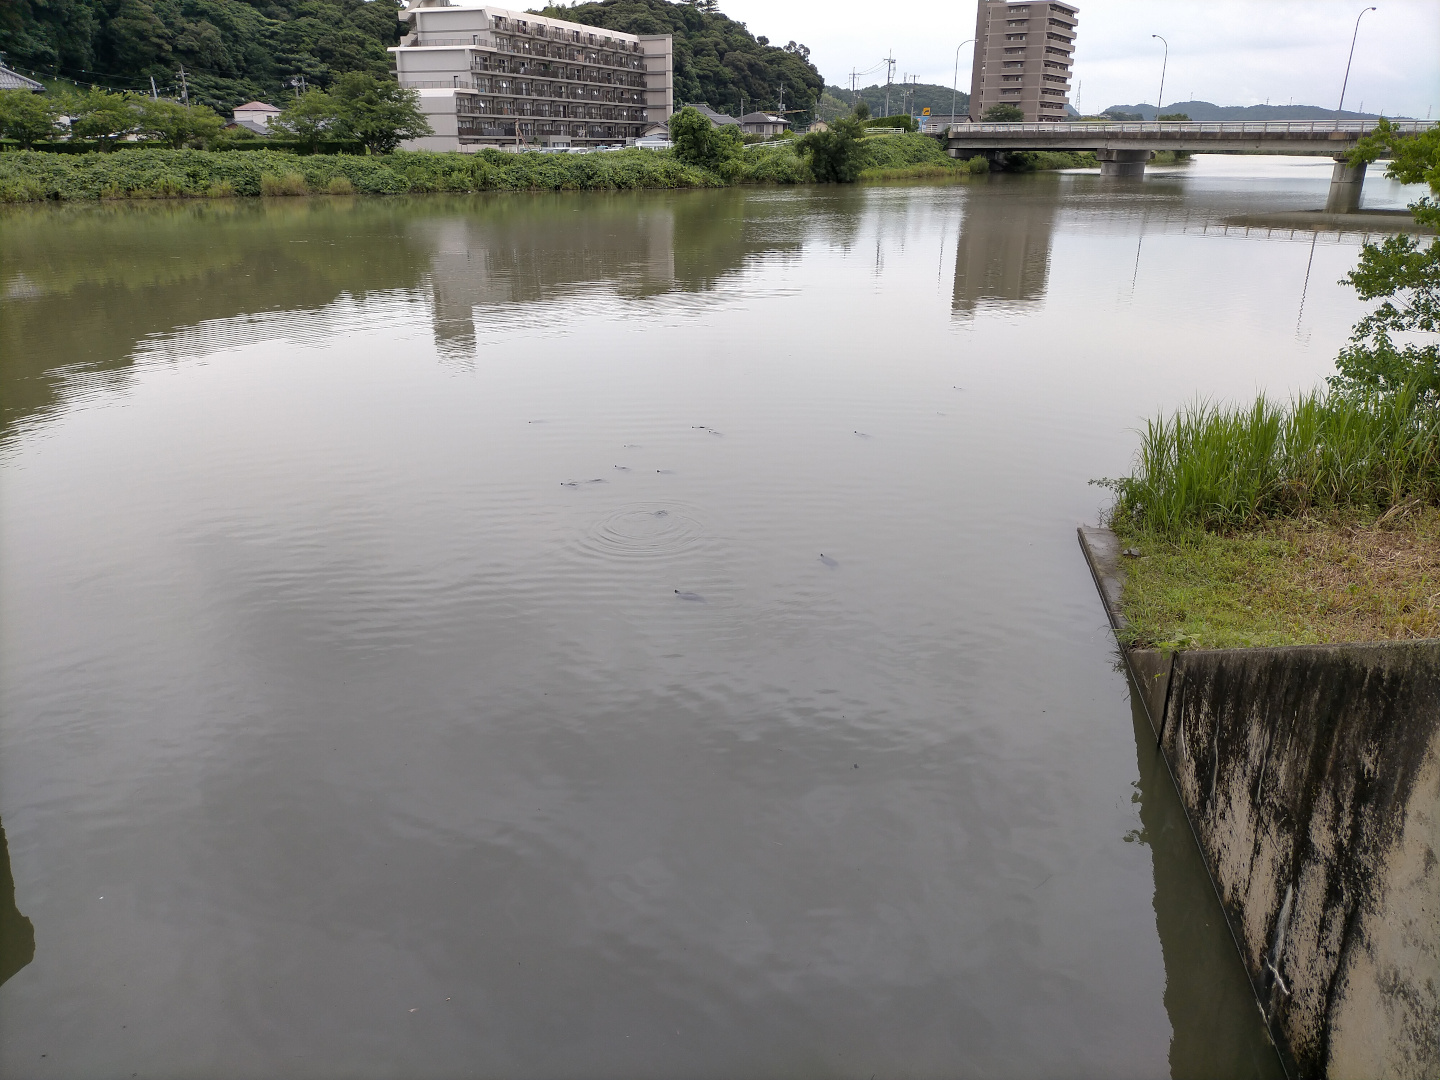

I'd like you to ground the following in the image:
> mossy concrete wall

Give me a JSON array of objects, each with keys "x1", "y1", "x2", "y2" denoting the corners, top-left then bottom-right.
[{"x1": 1080, "y1": 527, "x2": 1440, "y2": 1079}]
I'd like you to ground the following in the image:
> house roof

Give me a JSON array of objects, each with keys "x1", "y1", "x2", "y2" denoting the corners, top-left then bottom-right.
[
  {"x1": 226, "y1": 119, "x2": 273, "y2": 135},
  {"x1": 740, "y1": 112, "x2": 786, "y2": 125},
  {"x1": 684, "y1": 102, "x2": 739, "y2": 126},
  {"x1": 0, "y1": 65, "x2": 46, "y2": 92},
  {"x1": 234, "y1": 101, "x2": 281, "y2": 113}
]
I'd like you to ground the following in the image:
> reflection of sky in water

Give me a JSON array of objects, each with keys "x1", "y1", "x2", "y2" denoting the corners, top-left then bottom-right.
[{"x1": 0, "y1": 159, "x2": 1425, "y2": 1078}]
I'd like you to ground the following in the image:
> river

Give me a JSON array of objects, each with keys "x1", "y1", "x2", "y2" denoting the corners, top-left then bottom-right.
[{"x1": 0, "y1": 156, "x2": 1426, "y2": 1079}]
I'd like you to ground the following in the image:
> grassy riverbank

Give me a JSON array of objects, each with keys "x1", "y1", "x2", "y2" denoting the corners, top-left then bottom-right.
[
  {"x1": 0, "y1": 134, "x2": 1079, "y2": 202},
  {"x1": 1103, "y1": 391, "x2": 1440, "y2": 648}
]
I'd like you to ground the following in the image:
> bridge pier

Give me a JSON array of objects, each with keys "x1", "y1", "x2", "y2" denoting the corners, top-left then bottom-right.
[
  {"x1": 1096, "y1": 148, "x2": 1151, "y2": 178},
  {"x1": 1324, "y1": 156, "x2": 1368, "y2": 214}
]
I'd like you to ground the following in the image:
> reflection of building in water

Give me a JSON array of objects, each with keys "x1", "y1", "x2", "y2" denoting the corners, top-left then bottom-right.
[
  {"x1": 952, "y1": 190, "x2": 1059, "y2": 315},
  {"x1": 0, "y1": 821, "x2": 35, "y2": 987},
  {"x1": 416, "y1": 207, "x2": 677, "y2": 360}
]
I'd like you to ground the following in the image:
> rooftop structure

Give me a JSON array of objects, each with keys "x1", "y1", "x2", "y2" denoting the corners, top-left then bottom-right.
[
  {"x1": 739, "y1": 111, "x2": 788, "y2": 136},
  {"x1": 968, "y1": 0, "x2": 1078, "y2": 123},
  {"x1": 0, "y1": 65, "x2": 46, "y2": 93},
  {"x1": 682, "y1": 102, "x2": 739, "y2": 128},
  {"x1": 390, "y1": 1, "x2": 672, "y2": 151},
  {"x1": 231, "y1": 101, "x2": 281, "y2": 135}
]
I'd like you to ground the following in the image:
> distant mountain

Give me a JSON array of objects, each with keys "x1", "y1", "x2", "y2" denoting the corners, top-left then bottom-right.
[
  {"x1": 822, "y1": 82, "x2": 970, "y2": 122},
  {"x1": 1099, "y1": 101, "x2": 1403, "y2": 121}
]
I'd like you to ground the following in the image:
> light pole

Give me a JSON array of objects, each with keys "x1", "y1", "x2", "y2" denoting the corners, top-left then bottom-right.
[
  {"x1": 1151, "y1": 35, "x2": 1168, "y2": 115},
  {"x1": 951, "y1": 38, "x2": 975, "y2": 126},
  {"x1": 1337, "y1": 6, "x2": 1377, "y2": 117}
]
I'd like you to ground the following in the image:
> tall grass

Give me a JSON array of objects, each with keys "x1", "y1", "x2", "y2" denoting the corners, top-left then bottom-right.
[{"x1": 1107, "y1": 388, "x2": 1440, "y2": 532}]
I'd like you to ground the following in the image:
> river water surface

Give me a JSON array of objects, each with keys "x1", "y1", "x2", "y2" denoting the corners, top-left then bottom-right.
[{"x1": 0, "y1": 157, "x2": 1425, "y2": 1078}]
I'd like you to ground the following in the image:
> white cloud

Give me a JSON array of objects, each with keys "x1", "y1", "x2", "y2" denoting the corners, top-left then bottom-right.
[{"x1": 718, "y1": 0, "x2": 1440, "y2": 117}]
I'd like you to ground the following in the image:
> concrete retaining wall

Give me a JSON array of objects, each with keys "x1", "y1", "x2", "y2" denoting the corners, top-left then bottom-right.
[{"x1": 1079, "y1": 528, "x2": 1440, "y2": 1079}]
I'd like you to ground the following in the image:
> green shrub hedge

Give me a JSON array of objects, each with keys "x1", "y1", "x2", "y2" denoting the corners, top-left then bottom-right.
[{"x1": 0, "y1": 146, "x2": 723, "y2": 201}]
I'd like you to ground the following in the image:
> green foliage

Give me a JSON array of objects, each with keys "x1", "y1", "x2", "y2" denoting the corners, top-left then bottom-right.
[
  {"x1": 866, "y1": 114, "x2": 917, "y2": 133},
  {"x1": 1332, "y1": 119, "x2": 1440, "y2": 400},
  {"x1": 135, "y1": 96, "x2": 224, "y2": 147},
  {"x1": 267, "y1": 74, "x2": 432, "y2": 156},
  {"x1": 668, "y1": 106, "x2": 741, "y2": 170},
  {"x1": 329, "y1": 72, "x2": 431, "y2": 155},
  {"x1": 0, "y1": 0, "x2": 402, "y2": 110},
  {"x1": 272, "y1": 89, "x2": 342, "y2": 152},
  {"x1": 63, "y1": 88, "x2": 139, "y2": 145},
  {"x1": 1157, "y1": 112, "x2": 1191, "y2": 122},
  {"x1": 0, "y1": 90, "x2": 62, "y2": 147},
  {"x1": 1001, "y1": 149, "x2": 1098, "y2": 172},
  {"x1": 852, "y1": 99, "x2": 870, "y2": 122},
  {"x1": 1330, "y1": 233, "x2": 1440, "y2": 401},
  {"x1": 821, "y1": 83, "x2": 969, "y2": 123},
  {"x1": 798, "y1": 112, "x2": 864, "y2": 183},
  {"x1": 981, "y1": 103, "x2": 1025, "y2": 122},
  {"x1": 534, "y1": 0, "x2": 823, "y2": 120},
  {"x1": 1101, "y1": 390, "x2": 1440, "y2": 534},
  {"x1": 0, "y1": 146, "x2": 722, "y2": 203}
]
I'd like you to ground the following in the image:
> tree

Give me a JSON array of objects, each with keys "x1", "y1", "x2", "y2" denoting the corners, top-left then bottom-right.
[
  {"x1": 535, "y1": 0, "x2": 824, "y2": 122},
  {"x1": 981, "y1": 103, "x2": 1025, "y2": 122},
  {"x1": 1158, "y1": 112, "x2": 1191, "y2": 122},
  {"x1": 798, "y1": 110, "x2": 865, "y2": 183},
  {"x1": 63, "y1": 88, "x2": 140, "y2": 147},
  {"x1": 1328, "y1": 120, "x2": 1440, "y2": 401},
  {"x1": 135, "y1": 97, "x2": 224, "y2": 147},
  {"x1": 853, "y1": 99, "x2": 870, "y2": 122},
  {"x1": 668, "y1": 106, "x2": 741, "y2": 170},
  {"x1": 273, "y1": 89, "x2": 344, "y2": 152},
  {"x1": 0, "y1": 90, "x2": 62, "y2": 148},
  {"x1": 330, "y1": 72, "x2": 431, "y2": 154},
  {"x1": 0, "y1": 0, "x2": 403, "y2": 112}
]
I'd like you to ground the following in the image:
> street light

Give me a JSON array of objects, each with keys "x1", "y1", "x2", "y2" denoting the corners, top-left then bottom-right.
[
  {"x1": 1151, "y1": 35, "x2": 1168, "y2": 114},
  {"x1": 951, "y1": 38, "x2": 975, "y2": 126},
  {"x1": 1337, "y1": 6, "x2": 1377, "y2": 117}
]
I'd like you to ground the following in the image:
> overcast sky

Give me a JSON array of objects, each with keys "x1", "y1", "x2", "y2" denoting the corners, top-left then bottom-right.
[{"x1": 716, "y1": 0, "x2": 1440, "y2": 117}]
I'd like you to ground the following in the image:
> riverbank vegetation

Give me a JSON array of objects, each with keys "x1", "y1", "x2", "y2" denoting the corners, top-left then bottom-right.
[
  {"x1": 1101, "y1": 121, "x2": 1440, "y2": 648},
  {"x1": 0, "y1": 127, "x2": 1010, "y2": 202}
]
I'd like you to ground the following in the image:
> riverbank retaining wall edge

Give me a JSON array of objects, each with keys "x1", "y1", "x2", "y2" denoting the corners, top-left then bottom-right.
[{"x1": 1078, "y1": 526, "x2": 1440, "y2": 1080}]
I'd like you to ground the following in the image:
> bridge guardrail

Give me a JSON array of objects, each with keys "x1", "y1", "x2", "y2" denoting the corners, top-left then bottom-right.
[{"x1": 945, "y1": 120, "x2": 1438, "y2": 137}]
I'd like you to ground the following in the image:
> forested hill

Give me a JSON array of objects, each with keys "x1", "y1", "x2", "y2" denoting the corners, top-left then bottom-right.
[
  {"x1": 0, "y1": 0, "x2": 401, "y2": 109},
  {"x1": 534, "y1": 0, "x2": 823, "y2": 120},
  {"x1": 1100, "y1": 101, "x2": 1391, "y2": 121},
  {"x1": 821, "y1": 82, "x2": 970, "y2": 122}
]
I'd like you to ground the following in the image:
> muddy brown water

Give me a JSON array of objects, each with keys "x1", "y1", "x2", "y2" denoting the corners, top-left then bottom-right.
[{"x1": 0, "y1": 157, "x2": 1425, "y2": 1078}]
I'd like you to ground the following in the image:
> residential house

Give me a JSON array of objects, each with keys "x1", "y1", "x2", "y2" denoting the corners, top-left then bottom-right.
[
  {"x1": 231, "y1": 101, "x2": 282, "y2": 134},
  {"x1": 739, "y1": 111, "x2": 787, "y2": 136}
]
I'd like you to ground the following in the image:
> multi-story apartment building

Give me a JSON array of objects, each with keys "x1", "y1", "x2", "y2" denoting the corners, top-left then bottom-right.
[
  {"x1": 968, "y1": 0, "x2": 1078, "y2": 123},
  {"x1": 389, "y1": 2, "x2": 673, "y2": 151}
]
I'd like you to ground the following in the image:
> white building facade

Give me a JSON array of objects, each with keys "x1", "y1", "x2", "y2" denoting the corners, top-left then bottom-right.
[{"x1": 390, "y1": 2, "x2": 673, "y2": 151}]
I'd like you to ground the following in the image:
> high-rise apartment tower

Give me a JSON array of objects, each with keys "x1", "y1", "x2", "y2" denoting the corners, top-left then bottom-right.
[{"x1": 968, "y1": 0, "x2": 1077, "y2": 123}]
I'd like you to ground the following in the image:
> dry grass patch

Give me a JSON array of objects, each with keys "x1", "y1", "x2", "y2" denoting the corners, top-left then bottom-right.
[{"x1": 1114, "y1": 505, "x2": 1440, "y2": 649}]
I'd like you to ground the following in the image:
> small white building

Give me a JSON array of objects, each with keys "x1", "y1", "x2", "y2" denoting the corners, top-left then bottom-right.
[
  {"x1": 231, "y1": 101, "x2": 281, "y2": 134},
  {"x1": 390, "y1": 1, "x2": 673, "y2": 151},
  {"x1": 739, "y1": 111, "x2": 788, "y2": 137}
]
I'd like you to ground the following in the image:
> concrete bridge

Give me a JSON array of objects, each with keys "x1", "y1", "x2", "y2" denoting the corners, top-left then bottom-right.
[{"x1": 942, "y1": 120, "x2": 1438, "y2": 212}]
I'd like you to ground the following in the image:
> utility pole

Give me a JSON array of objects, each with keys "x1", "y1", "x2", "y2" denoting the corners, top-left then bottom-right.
[
  {"x1": 177, "y1": 65, "x2": 188, "y2": 105},
  {"x1": 883, "y1": 53, "x2": 895, "y2": 117}
]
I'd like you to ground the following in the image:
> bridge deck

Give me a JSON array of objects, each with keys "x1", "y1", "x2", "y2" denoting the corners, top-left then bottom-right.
[{"x1": 943, "y1": 120, "x2": 1436, "y2": 155}]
